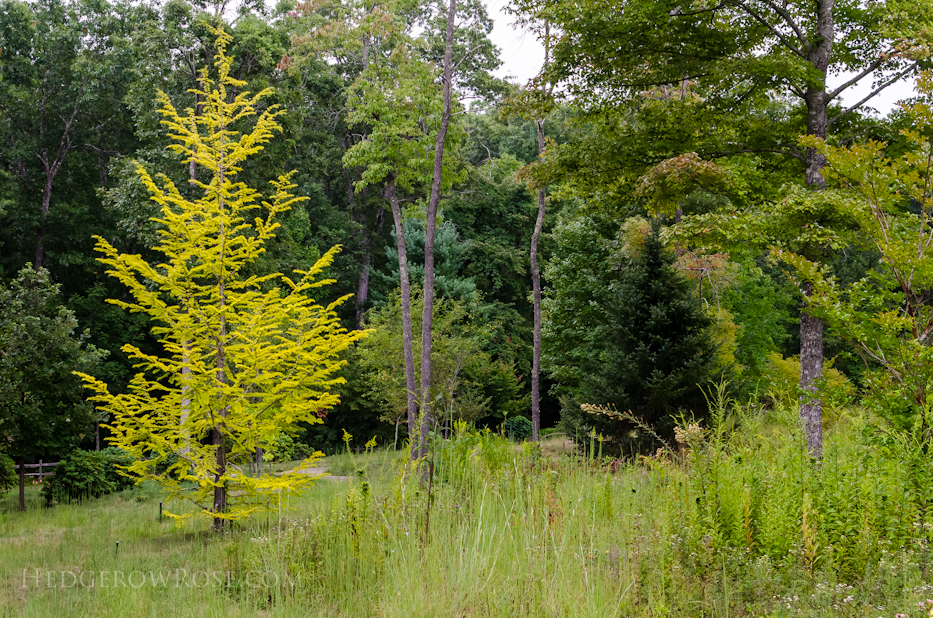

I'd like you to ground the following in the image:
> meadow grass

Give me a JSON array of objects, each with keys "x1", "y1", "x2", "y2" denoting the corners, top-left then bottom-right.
[{"x1": 2, "y1": 408, "x2": 933, "y2": 617}]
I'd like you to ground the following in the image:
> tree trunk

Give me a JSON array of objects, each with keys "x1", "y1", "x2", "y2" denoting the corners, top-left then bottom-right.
[
  {"x1": 34, "y1": 89, "x2": 81, "y2": 270},
  {"x1": 354, "y1": 208, "x2": 384, "y2": 328},
  {"x1": 798, "y1": 0, "x2": 834, "y2": 457},
  {"x1": 419, "y1": 0, "x2": 457, "y2": 457},
  {"x1": 356, "y1": 213, "x2": 372, "y2": 327},
  {"x1": 181, "y1": 90, "x2": 202, "y2": 453},
  {"x1": 385, "y1": 180, "x2": 419, "y2": 460},
  {"x1": 211, "y1": 428, "x2": 227, "y2": 531},
  {"x1": 530, "y1": 119, "x2": 546, "y2": 442},
  {"x1": 800, "y1": 284, "x2": 824, "y2": 458},
  {"x1": 34, "y1": 174, "x2": 54, "y2": 270},
  {"x1": 18, "y1": 456, "x2": 26, "y2": 512},
  {"x1": 213, "y1": 133, "x2": 229, "y2": 531},
  {"x1": 341, "y1": 134, "x2": 385, "y2": 329}
]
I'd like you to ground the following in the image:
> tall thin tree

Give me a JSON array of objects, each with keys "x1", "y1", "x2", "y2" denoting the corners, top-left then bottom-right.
[{"x1": 419, "y1": 0, "x2": 458, "y2": 455}]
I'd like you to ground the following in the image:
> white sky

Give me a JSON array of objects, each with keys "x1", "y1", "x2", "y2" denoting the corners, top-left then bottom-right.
[{"x1": 484, "y1": 0, "x2": 917, "y2": 117}]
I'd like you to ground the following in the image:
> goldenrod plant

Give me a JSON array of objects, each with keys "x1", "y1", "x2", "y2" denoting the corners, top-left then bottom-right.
[{"x1": 76, "y1": 27, "x2": 367, "y2": 530}]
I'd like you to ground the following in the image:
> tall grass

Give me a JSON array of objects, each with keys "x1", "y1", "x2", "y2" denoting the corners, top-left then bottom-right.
[{"x1": 2, "y1": 403, "x2": 933, "y2": 617}]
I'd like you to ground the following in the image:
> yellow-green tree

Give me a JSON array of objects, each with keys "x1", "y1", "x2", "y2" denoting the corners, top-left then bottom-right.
[{"x1": 77, "y1": 28, "x2": 366, "y2": 530}]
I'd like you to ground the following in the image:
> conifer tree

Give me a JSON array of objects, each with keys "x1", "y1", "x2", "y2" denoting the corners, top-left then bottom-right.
[
  {"x1": 77, "y1": 28, "x2": 366, "y2": 530},
  {"x1": 545, "y1": 218, "x2": 717, "y2": 450}
]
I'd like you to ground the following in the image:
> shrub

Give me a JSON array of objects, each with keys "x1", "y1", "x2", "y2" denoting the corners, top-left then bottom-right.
[
  {"x1": 42, "y1": 448, "x2": 136, "y2": 504},
  {"x1": 262, "y1": 433, "x2": 313, "y2": 462},
  {"x1": 0, "y1": 453, "x2": 15, "y2": 492},
  {"x1": 504, "y1": 416, "x2": 532, "y2": 441}
]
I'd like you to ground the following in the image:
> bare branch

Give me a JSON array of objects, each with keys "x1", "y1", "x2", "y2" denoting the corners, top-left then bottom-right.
[
  {"x1": 829, "y1": 65, "x2": 917, "y2": 125},
  {"x1": 828, "y1": 57, "x2": 886, "y2": 101}
]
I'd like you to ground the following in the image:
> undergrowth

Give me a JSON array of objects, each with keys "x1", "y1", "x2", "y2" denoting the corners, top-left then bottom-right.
[{"x1": 3, "y1": 399, "x2": 933, "y2": 617}]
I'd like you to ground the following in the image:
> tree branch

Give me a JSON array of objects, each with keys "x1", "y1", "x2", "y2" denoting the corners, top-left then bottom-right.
[
  {"x1": 732, "y1": 0, "x2": 807, "y2": 59},
  {"x1": 668, "y1": 2, "x2": 727, "y2": 17},
  {"x1": 828, "y1": 65, "x2": 916, "y2": 125},
  {"x1": 827, "y1": 57, "x2": 886, "y2": 101},
  {"x1": 757, "y1": 0, "x2": 811, "y2": 49}
]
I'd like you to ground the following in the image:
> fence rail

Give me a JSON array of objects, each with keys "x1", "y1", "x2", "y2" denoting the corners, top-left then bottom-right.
[{"x1": 12, "y1": 460, "x2": 58, "y2": 481}]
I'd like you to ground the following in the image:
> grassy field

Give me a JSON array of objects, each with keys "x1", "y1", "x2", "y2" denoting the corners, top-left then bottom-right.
[{"x1": 2, "y1": 416, "x2": 933, "y2": 618}]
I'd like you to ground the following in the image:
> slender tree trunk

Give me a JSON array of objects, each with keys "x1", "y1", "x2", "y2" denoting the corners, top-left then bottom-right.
[
  {"x1": 33, "y1": 88, "x2": 80, "y2": 270},
  {"x1": 34, "y1": 146, "x2": 69, "y2": 269},
  {"x1": 34, "y1": 175, "x2": 55, "y2": 269},
  {"x1": 530, "y1": 118, "x2": 546, "y2": 442},
  {"x1": 212, "y1": 128, "x2": 228, "y2": 531},
  {"x1": 530, "y1": 23, "x2": 552, "y2": 443},
  {"x1": 342, "y1": 134, "x2": 384, "y2": 329},
  {"x1": 211, "y1": 428, "x2": 227, "y2": 530},
  {"x1": 798, "y1": 0, "x2": 833, "y2": 458},
  {"x1": 18, "y1": 456, "x2": 26, "y2": 512},
  {"x1": 386, "y1": 180, "x2": 419, "y2": 459},
  {"x1": 419, "y1": 0, "x2": 457, "y2": 456},
  {"x1": 181, "y1": 90, "x2": 202, "y2": 455},
  {"x1": 353, "y1": 208, "x2": 384, "y2": 328}
]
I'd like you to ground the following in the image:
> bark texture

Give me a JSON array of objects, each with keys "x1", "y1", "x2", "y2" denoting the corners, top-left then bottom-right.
[
  {"x1": 800, "y1": 287, "x2": 824, "y2": 458},
  {"x1": 798, "y1": 0, "x2": 834, "y2": 457}
]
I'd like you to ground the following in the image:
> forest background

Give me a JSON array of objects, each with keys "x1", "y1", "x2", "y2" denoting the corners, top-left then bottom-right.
[{"x1": 0, "y1": 0, "x2": 929, "y2": 459}]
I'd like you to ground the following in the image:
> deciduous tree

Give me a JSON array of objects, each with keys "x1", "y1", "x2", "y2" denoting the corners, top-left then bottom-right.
[
  {"x1": 77, "y1": 29, "x2": 366, "y2": 529},
  {"x1": 511, "y1": 0, "x2": 931, "y2": 454}
]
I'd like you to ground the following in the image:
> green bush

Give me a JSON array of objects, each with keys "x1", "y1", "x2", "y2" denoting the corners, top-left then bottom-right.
[
  {"x1": 262, "y1": 433, "x2": 313, "y2": 462},
  {"x1": 42, "y1": 448, "x2": 136, "y2": 504},
  {"x1": 0, "y1": 453, "x2": 15, "y2": 492},
  {"x1": 504, "y1": 416, "x2": 532, "y2": 441}
]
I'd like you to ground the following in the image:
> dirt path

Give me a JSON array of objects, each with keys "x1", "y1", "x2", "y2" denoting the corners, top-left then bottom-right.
[{"x1": 283, "y1": 466, "x2": 352, "y2": 482}]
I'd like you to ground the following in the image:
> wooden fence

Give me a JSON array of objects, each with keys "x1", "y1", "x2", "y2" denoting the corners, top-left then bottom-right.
[{"x1": 12, "y1": 460, "x2": 58, "y2": 481}]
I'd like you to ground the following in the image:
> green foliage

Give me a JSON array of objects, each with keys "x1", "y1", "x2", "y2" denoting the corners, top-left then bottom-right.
[
  {"x1": 545, "y1": 214, "x2": 718, "y2": 450},
  {"x1": 509, "y1": 0, "x2": 926, "y2": 211},
  {"x1": 0, "y1": 267, "x2": 106, "y2": 466},
  {"x1": 76, "y1": 30, "x2": 367, "y2": 527},
  {"x1": 503, "y1": 415, "x2": 532, "y2": 441},
  {"x1": 41, "y1": 448, "x2": 135, "y2": 504},
  {"x1": 0, "y1": 453, "x2": 15, "y2": 493},
  {"x1": 341, "y1": 21, "x2": 459, "y2": 196},
  {"x1": 262, "y1": 433, "x2": 313, "y2": 462},
  {"x1": 8, "y1": 405, "x2": 933, "y2": 614},
  {"x1": 776, "y1": 73, "x2": 933, "y2": 434},
  {"x1": 359, "y1": 289, "x2": 526, "y2": 428},
  {"x1": 763, "y1": 352, "x2": 855, "y2": 416},
  {"x1": 0, "y1": 0, "x2": 143, "y2": 280},
  {"x1": 374, "y1": 216, "x2": 477, "y2": 304}
]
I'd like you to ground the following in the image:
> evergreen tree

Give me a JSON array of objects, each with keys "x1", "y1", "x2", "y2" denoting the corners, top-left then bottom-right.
[
  {"x1": 0, "y1": 266, "x2": 106, "y2": 511},
  {"x1": 546, "y1": 217, "x2": 717, "y2": 450}
]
